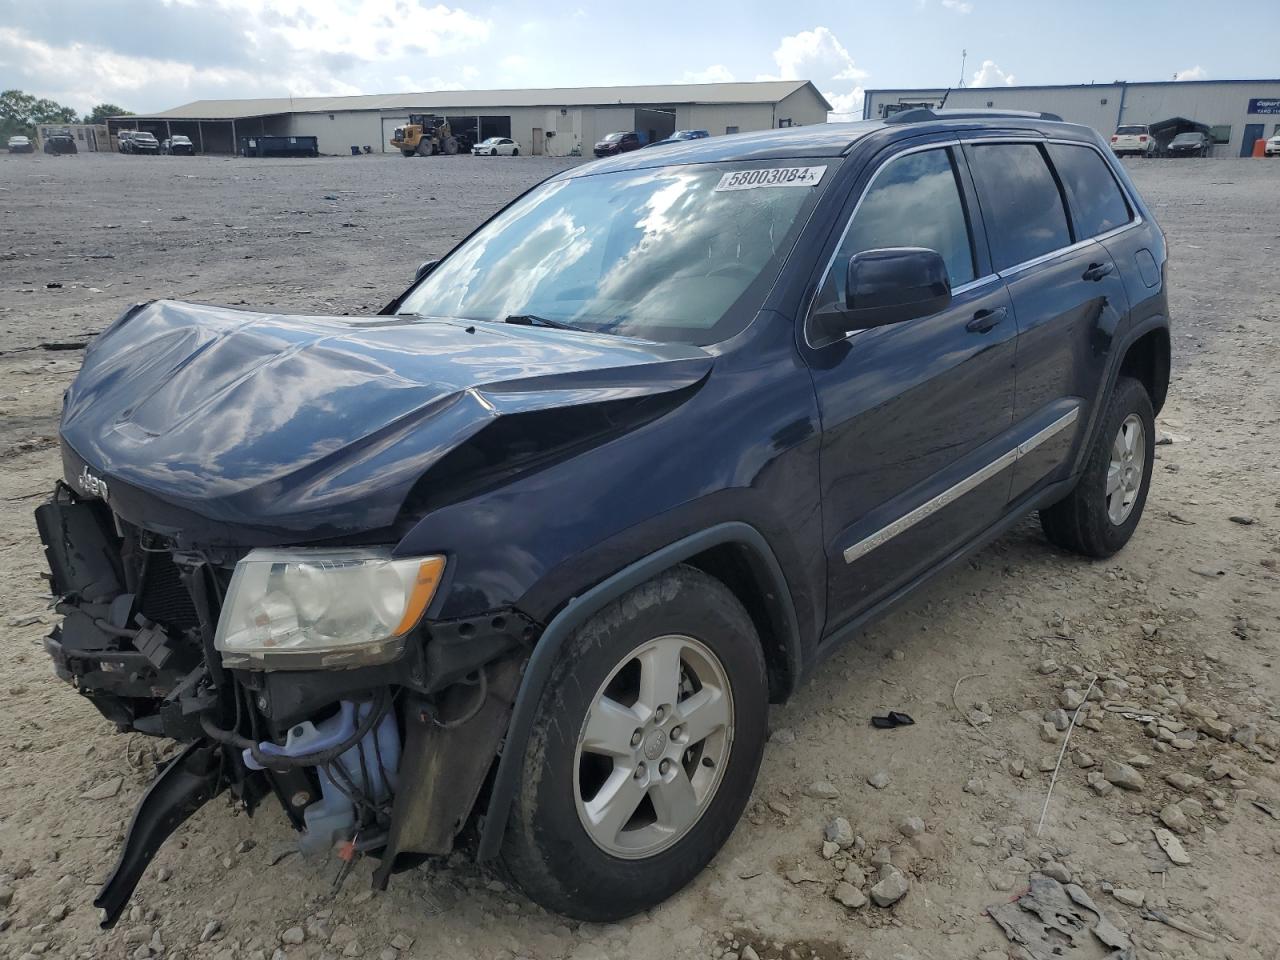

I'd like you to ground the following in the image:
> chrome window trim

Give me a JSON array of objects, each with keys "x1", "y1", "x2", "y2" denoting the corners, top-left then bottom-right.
[{"x1": 842, "y1": 406, "x2": 1080, "y2": 564}]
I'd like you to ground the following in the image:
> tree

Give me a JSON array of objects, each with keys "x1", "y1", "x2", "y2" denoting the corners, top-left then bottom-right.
[
  {"x1": 0, "y1": 89, "x2": 80, "y2": 138},
  {"x1": 84, "y1": 103, "x2": 132, "y2": 124}
]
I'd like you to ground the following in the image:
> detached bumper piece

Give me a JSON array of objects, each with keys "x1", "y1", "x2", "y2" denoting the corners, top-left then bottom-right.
[{"x1": 95, "y1": 743, "x2": 225, "y2": 928}]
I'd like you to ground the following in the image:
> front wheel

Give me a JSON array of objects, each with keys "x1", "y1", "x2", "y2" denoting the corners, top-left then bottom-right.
[
  {"x1": 501, "y1": 565, "x2": 768, "y2": 921},
  {"x1": 1039, "y1": 376, "x2": 1155, "y2": 558},
  {"x1": 511, "y1": 148, "x2": 519, "y2": 156}
]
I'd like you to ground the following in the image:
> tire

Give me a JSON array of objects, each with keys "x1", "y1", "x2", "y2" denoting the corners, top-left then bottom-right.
[
  {"x1": 401, "y1": 149, "x2": 413, "y2": 157},
  {"x1": 501, "y1": 565, "x2": 768, "y2": 921},
  {"x1": 1039, "y1": 376, "x2": 1155, "y2": 558},
  {"x1": 511, "y1": 148, "x2": 519, "y2": 156}
]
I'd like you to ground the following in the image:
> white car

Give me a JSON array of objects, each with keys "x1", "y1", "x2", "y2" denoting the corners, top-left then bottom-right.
[
  {"x1": 6, "y1": 135, "x2": 34, "y2": 154},
  {"x1": 472, "y1": 136, "x2": 520, "y2": 156},
  {"x1": 1265, "y1": 134, "x2": 1280, "y2": 157},
  {"x1": 1110, "y1": 124, "x2": 1158, "y2": 158}
]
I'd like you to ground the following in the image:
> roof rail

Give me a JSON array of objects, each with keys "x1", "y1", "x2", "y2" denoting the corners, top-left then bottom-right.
[{"x1": 884, "y1": 107, "x2": 1063, "y2": 124}]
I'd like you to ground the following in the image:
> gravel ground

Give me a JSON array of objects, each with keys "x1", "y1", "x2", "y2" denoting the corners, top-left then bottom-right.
[{"x1": 1, "y1": 152, "x2": 1279, "y2": 960}]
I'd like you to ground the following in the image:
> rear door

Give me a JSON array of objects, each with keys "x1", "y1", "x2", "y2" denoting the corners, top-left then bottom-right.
[
  {"x1": 963, "y1": 138, "x2": 1131, "y2": 502},
  {"x1": 803, "y1": 141, "x2": 1018, "y2": 632}
]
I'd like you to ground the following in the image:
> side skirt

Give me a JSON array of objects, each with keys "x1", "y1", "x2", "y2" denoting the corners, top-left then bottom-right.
[{"x1": 812, "y1": 475, "x2": 1078, "y2": 671}]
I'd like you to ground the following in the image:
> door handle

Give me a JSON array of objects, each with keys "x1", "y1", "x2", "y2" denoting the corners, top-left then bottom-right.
[
  {"x1": 965, "y1": 306, "x2": 1007, "y2": 333},
  {"x1": 1082, "y1": 261, "x2": 1114, "y2": 282}
]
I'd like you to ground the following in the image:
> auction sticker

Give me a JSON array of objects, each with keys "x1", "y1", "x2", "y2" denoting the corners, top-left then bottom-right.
[{"x1": 714, "y1": 165, "x2": 827, "y2": 191}]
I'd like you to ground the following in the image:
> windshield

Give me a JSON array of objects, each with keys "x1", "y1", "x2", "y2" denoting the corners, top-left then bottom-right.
[
  {"x1": 397, "y1": 161, "x2": 830, "y2": 345},
  {"x1": 1115, "y1": 125, "x2": 1146, "y2": 135},
  {"x1": 1171, "y1": 133, "x2": 1199, "y2": 143},
  {"x1": 603, "y1": 133, "x2": 625, "y2": 142}
]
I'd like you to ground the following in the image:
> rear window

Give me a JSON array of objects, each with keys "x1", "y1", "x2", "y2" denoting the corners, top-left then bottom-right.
[
  {"x1": 967, "y1": 143, "x2": 1072, "y2": 271},
  {"x1": 1046, "y1": 143, "x2": 1132, "y2": 239},
  {"x1": 1115, "y1": 125, "x2": 1147, "y2": 135}
]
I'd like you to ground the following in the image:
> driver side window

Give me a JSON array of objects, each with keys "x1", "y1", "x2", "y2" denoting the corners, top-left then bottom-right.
[{"x1": 832, "y1": 147, "x2": 977, "y2": 298}]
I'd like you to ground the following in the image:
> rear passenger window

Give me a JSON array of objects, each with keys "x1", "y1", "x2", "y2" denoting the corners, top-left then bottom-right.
[
  {"x1": 836, "y1": 148, "x2": 976, "y2": 290},
  {"x1": 1046, "y1": 143, "x2": 1132, "y2": 238},
  {"x1": 967, "y1": 143, "x2": 1072, "y2": 271}
]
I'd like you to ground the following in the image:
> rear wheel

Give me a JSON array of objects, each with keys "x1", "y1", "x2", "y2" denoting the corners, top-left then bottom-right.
[
  {"x1": 501, "y1": 565, "x2": 768, "y2": 921},
  {"x1": 512, "y1": 148, "x2": 519, "y2": 156},
  {"x1": 400, "y1": 148, "x2": 413, "y2": 157},
  {"x1": 1039, "y1": 376, "x2": 1154, "y2": 558}
]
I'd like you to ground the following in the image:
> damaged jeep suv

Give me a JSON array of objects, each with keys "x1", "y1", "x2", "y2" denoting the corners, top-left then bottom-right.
[{"x1": 36, "y1": 109, "x2": 1169, "y2": 925}]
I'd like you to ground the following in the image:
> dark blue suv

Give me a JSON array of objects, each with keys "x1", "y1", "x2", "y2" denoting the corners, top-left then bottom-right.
[{"x1": 36, "y1": 109, "x2": 1168, "y2": 926}]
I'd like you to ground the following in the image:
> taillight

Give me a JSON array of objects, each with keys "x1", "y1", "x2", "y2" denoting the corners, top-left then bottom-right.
[
  {"x1": 1139, "y1": 135, "x2": 1148, "y2": 142},
  {"x1": 1110, "y1": 135, "x2": 1118, "y2": 141}
]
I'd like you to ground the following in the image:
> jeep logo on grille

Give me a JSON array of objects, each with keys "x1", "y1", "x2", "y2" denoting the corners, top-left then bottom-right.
[{"x1": 77, "y1": 465, "x2": 110, "y2": 502}]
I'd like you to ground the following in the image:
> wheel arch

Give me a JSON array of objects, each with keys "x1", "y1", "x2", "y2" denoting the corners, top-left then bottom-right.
[
  {"x1": 1118, "y1": 324, "x2": 1170, "y2": 415},
  {"x1": 475, "y1": 521, "x2": 800, "y2": 861}
]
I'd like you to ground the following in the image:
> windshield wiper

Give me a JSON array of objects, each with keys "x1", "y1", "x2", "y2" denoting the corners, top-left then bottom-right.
[{"x1": 503, "y1": 313, "x2": 586, "y2": 332}]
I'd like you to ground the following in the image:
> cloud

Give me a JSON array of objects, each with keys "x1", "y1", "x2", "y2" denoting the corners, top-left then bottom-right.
[
  {"x1": 682, "y1": 64, "x2": 735, "y2": 84},
  {"x1": 756, "y1": 26, "x2": 867, "y2": 123},
  {"x1": 1174, "y1": 65, "x2": 1207, "y2": 81},
  {"x1": 825, "y1": 87, "x2": 865, "y2": 123},
  {"x1": 971, "y1": 59, "x2": 1015, "y2": 87},
  {"x1": 762, "y1": 27, "x2": 868, "y2": 83},
  {"x1": 941, "y1": 0, "x2": 973, "y2": 12},
  {"x1": 0, "y1": 0, "x2": 491, "y2": 112}
]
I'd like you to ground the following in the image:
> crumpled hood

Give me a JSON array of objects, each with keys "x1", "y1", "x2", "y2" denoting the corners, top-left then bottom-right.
[{"x1": 61, "y1": 300, "x2": 711, "y2": 545}]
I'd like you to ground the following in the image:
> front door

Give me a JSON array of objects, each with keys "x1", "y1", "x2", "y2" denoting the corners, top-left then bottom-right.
[
  {"x1": 1241, "y1": 123, "x2": 1265, "y2": 157},
  {"x1": 532, "y1": 128, "x2": 543, "y2": 155},
  {"x1": 805, "y1": 143, "x2": 1018, "y2": 632}
]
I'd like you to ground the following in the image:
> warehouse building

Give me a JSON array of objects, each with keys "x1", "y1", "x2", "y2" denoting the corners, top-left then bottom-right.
[
  {"x1": 864, "y1": 78, "x2": 1280, "y2": 157},
  {"x1": 112, "y1": 80, "x2": 831, "y2": 157}
]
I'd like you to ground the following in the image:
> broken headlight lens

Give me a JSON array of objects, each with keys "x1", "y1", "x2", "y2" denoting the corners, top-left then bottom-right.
[{"x1": 214, "y1": 548, "x2": 445, "y2": 670}]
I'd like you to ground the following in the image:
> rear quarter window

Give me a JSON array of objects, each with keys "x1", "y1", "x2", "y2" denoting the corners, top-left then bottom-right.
[
  {"x1": 1046, "y1": 143, "x2": 1133, "y2": 238},
  {"x1": 966, "y1": 142, "x2": 1073, "y2": 271}
]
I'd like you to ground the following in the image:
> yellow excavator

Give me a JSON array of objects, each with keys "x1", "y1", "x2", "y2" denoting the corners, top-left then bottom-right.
[{"x1": 390, "y1": 114, "x2": 459, "y2": 157}]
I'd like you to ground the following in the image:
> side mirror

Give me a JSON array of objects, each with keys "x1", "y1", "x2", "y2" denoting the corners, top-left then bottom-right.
[
  {"x1": 415, "y1": 259, "x2": 439, "y2": 282},
  {"x1": 812, "y1": 247, "x2": 952, "y2": 342}
]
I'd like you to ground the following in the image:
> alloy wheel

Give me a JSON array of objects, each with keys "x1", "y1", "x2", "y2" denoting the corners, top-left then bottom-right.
[
  {"x1": 573, "y1": 634, "x2": 733, "y2": 859},
  {"x1": 1106, "y1": 413, "x2": 1146, "y2": 525}
]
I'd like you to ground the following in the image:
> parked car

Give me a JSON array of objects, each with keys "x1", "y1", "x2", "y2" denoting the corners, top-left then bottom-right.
[
  {"x1": 1164, "y1": 131, "x2": 1211, "y2": 157},
  {"x1": 161, "y1": 135, "x2": 195, "y2": 155},
  {"x1": 472, "y1": 136, "x2": 520, "y2": 156},
  {"x1": 42, "y1": 133, "x2": 77, "y2": 155},
  {"x1": 646, "y1": 129, "x2": 711, "y2": 147},
  {"x1": 6, "y1": 134, "x2": 34, "y2": 154},
  {"x1": 120, "y1": 131, "x2": 159, "y2": 155},
  {"x1": 593, "y1": 130, "x2": 642, "y2": 156},
  {"x1": 1265, "y1": 133, "x2": 1280, "y2": 157},
  {"x1": 35, "y1": 109, "x2": 1168, "y2": 929},
  {"x1": 1110, "y1": 124, "x2": 1157, "y2": 157}
]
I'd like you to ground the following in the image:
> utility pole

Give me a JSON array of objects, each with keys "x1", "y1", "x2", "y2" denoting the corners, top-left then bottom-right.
[{"x1": 958, "y1": 49, "x2": 968, "y2": 88}]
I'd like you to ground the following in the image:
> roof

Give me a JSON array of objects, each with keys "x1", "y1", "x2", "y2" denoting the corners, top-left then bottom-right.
[
  {"x1": 121, "y1": 81, "x2": 831, "y2": 121},
  {"x1": 866, "y1": 77, "x2": 1280, "y2": 97},
  {"x1": 564, "y1": 120, "x2": 884, "y2": 174}
]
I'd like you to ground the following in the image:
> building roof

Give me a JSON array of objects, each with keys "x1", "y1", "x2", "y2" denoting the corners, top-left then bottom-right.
[
  {"x1": 866, "y1": 77, "x2": 1280, "y2": 96},
  {"x1": 122, "y1": 81, "x2": 830, "y2": 121}
]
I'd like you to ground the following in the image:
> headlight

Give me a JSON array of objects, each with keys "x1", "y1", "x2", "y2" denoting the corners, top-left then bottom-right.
[{"x1": 214, "y1": 548, "x2": 445, "y2": 670}]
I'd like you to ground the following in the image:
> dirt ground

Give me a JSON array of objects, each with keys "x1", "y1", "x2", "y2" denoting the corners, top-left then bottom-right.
[{"x1": 1, "y1": 151, "x2": 1278, "y2": 960}]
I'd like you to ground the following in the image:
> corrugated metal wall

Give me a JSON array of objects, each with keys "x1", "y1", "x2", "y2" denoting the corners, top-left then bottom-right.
[{"x1": 865, "y1": 81, "x2": 1280, "y2": 157}]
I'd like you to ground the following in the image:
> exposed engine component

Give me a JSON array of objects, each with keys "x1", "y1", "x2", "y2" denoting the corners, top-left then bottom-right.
[{"x1": 243, "y1": 700, "x2": 401, "y2": 854}]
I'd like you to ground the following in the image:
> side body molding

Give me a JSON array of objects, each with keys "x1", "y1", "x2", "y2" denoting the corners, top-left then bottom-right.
[{"x1": 475, "y1": 521, "x2": 801, "y2": 861}]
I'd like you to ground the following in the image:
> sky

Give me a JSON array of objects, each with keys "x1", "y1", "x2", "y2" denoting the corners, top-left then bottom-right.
[{"x1": 1, "y1": 0, "x2": 1278, "y2": 121}]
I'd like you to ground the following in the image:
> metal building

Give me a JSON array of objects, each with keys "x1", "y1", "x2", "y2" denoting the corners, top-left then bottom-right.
[
  {"x1": 864, "y1": 79, "x2": 1280, "y2": 157},
  {"x1": 112, "y1": 81, "x2": 831, "y2": 157}
]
